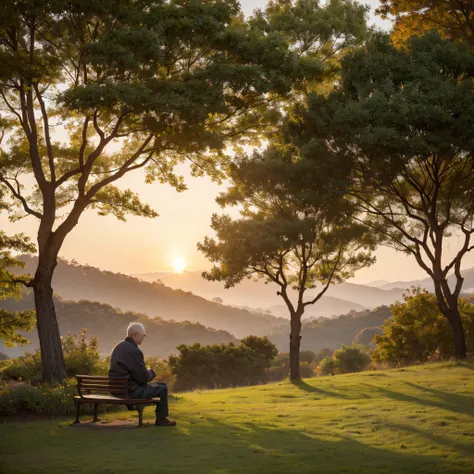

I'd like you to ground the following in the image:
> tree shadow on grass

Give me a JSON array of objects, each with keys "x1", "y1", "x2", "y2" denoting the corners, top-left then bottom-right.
[
  {"x1": 382, "y1": 420, "x2": 474, "y2": 456},
  {"x1": 362, "y1": 383, "x2": 474, "y2": 418},
  {"x1": 2, "y1": 412, "x2": 472, "y2": 474},
  {"x1": 290, "y1": 379, "x2": 352, "y2": 399}
]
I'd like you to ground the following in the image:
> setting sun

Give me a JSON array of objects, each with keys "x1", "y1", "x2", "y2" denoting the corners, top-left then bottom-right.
[{"x1": 172, "y1": 257, "x2": 187, "y2": 273}]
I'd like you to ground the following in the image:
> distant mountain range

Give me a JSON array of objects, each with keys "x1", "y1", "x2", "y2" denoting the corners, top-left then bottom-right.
[
  {"x1": 133, "y1": 270, "x2": 405, "y2": 316},
  {"x1": 15, "y1": 256, "x2": 286, "y2": 339},
  {"x1": 0, "y1": 293, "x2": 237, "y2": 358},
  {"x1": 134, "y1": 267, "x2": 474, "y2": 316}
]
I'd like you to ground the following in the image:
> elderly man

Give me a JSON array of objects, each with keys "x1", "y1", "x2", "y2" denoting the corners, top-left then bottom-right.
[{"x1": 108, "y1": 322, "x2": 176, "y2": 427}]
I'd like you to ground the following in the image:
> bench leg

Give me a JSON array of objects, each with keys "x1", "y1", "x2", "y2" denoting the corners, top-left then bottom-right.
[
  {"x1": 92, "y1": 403, "x2": 100, "y2": 422},
  {"x1": 137, "y1": 405, "x2": 144, "y2": 428},
  {"x1": 71, "y1": 399, "x2": 81, "y2": 425}
]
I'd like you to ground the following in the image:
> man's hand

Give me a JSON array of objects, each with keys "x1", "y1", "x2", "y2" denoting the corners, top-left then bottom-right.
[{"x1": 147, "y1": 367, "x2": 156, "y2": 381}]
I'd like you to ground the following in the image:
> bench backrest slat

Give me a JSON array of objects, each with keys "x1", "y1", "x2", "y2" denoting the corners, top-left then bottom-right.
[{"x1": 76, "y1": 375, "x2": 129, "y2": 398}]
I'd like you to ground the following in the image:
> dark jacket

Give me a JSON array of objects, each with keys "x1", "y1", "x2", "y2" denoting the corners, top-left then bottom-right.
[{"x1": 108, "y1": 337, "x2": 155, "y2": 392}]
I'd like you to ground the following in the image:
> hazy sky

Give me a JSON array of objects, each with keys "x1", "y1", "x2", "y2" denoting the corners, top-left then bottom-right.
[{"x1": 2, "y1": 1, "x2": 473, "y2": 284}]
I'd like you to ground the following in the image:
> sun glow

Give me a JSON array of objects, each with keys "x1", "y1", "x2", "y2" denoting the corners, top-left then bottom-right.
[{"x1": 172, "y1": 257, "x2": 187, "y2": 273}]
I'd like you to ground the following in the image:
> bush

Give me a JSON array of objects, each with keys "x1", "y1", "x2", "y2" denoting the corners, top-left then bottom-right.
[
  {"x1": 1, "y1": 329, "x2": 104, "y2": 383},
  {"x1": 334, "y1": 345, "x2": 370, "y2": 374},
  {"x1": 372, "y1": 288, "x2": 474, "y2": 366},
  {"x1": 0, "y1": 352, "x2": 9, "y2": 361},
  {"x1": 169, "y1": 340, "x2": 271, "y2": 391},
  {"x1": 0, "y1": 379, "x2": 120, "y2": 417},
  {"x1": 318, "y1": 357, "x2": 338, "y2": 376}
]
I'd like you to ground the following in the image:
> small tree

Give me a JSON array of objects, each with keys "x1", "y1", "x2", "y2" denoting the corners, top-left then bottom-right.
[{"x1": 199, "y1": 150, "x2": 375, "y2": 380}]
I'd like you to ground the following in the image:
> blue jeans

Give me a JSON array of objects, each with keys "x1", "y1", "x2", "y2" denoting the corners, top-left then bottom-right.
[{"x1": 130, "y1": 382, "x2": 169, "y2": 420}]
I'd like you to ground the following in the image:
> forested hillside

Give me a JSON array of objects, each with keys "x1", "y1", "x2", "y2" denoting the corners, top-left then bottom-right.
[
  {"x1": 269, "y1": 306, "x2": 392, "y2": 353},
  {"x1": 14, "y1": 256, "x2": 286, "y2": 338},
  {"x1": 0, "y1": 292, "x2": 238, "y2": 358}
]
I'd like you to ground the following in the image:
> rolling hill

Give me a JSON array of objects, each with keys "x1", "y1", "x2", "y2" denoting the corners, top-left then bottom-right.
[
  {"x1": 14, "y1": 256, "x2": 286, "y2": 338},
  {"x1": 0, "y1": 292, "x2": 238, "y2": 358},
  {"x1": 134, "y1": 270, "x2": 406, "y2": 314}
]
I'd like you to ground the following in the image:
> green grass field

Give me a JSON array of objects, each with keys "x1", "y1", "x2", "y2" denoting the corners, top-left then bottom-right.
[{"x1": 1, "y1": 360, "x2": 474, "y2": 474}]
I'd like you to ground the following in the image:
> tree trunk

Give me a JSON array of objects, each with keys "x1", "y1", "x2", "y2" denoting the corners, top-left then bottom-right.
[
  {"x1": 434, "y1": 281, "x2": 466, "y2": 360},
  {"x1": 446, "y1": 307, "x2": 466, "y2": 360},
  {"x1": 289, "y1": 314, "x2": 302, "y2": 380},
  {"x1": 33, "y1": 249, "x2": 67, "y2": 382}
]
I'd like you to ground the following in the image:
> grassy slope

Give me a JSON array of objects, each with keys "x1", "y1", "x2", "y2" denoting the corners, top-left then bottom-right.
[{"x1": 1, "y1": 360, "x2": 474, "y2": 474}]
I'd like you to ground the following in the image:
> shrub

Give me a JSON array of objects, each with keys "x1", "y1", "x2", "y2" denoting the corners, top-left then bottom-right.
[
  {"x1": 318, "y1": 357, "x2": 338, "y2": 376},
  {"x1": 1, "y1": 329, "x2": 103, "y2": 383},
  {"x1": 0, "y1": 379, "x2": 120, "y2": 417},
  {"x1": 0, "y1": 352, "x2": 9, "y2": 360},
  {"x1": 372, "y1": 288, "x2": 474, "y2": 366},
  {"x1": 62, "y1": 329, "x2": 101, "y2": 377},
  {"x1": 169, "y1": 340, "x2": 270, "y2": 391},
  {"x1": 334, "y1": 345, "x2": 370, "y2": 374}
]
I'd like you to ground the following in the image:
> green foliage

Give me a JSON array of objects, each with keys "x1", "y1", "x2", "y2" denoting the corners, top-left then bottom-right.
[
  {"x1": 2, "y1": 329, "x2": 103, "y2": 383},
  {"x1": 0, "y1": 352, "x2": 9, "y2": 361},
  {"x1": 169, "y1": 340, "x2": 272, "y2": 391},
  {"x1": 61, "y1": 329, "x2": 101, "y2": 377},
  {"x1": 318, "y1": 356, "x2": 338, "y2": 376},
  {"x1": 240, "y1": 335, "x2": 278, "y2": 362},
  {"x1": 0, "y1": 379, "x2": 119, "y2": 417},
  {"x1": 284, "y1": 32, "x2": 474, "y2": 357},
  {"x1": 372, "y1": 289, "x2": 474, "y2": 366},
  {"x1": 377, "y1": 0, "x2": 474, "y2": 48},
  {"x1": 0, "y1": 232, "x2": 36, "y2": 347},
  {"x1": 333, "y1": 345, "x2": 370, "y2": 374}
]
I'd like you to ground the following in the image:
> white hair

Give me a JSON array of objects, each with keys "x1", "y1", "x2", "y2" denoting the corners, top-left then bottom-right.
[{"x1": 127, "y1": 322, "x2": 146, "y2": 337}]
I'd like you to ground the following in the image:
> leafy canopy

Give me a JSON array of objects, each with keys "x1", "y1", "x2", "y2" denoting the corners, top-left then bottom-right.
[{"x1": 377, "y1": 0, "x2": 474, "y2": 48}]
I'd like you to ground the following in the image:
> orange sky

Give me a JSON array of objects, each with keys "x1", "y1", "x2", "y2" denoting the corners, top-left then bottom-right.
[{"x1": 2, "y1": 1, "x2": 474, "y2": 283}]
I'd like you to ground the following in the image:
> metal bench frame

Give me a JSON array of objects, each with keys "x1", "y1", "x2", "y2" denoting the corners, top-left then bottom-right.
[{"x1": 73, "y1": 375, "x2": 159, "y2": 427}]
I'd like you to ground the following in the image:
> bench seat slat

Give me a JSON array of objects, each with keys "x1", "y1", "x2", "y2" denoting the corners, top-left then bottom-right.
[
  {"x1": 74, "y1": 395, "x2": 159, "y2": 403},
  {"x1": 79, "y1": 383, "x2": 127, "y2": 390}
]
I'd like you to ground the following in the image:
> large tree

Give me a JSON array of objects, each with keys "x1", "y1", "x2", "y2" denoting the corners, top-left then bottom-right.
[
  {"x1": 376, "y1": 0, "x2": 474, "y2": 48},
  {"x1": 0, "y1": 0, "x2": 314, "y2": 381},
  {"x1": 288, "y1": 33, "x2": 474, "y2": 358},
  {"x1": 198, "y1": 149, "x2": 375, "y2": 380}
]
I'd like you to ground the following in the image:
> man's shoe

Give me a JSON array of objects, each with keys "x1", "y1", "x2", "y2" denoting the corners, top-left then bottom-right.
[{"x1": 155, "y1": 418, "x2": 177, "y2": 427}]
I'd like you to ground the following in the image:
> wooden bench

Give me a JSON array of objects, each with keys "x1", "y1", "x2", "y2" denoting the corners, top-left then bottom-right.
[{"x1": 72, "y1": 375, "x2": 160, "y2": 427}]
